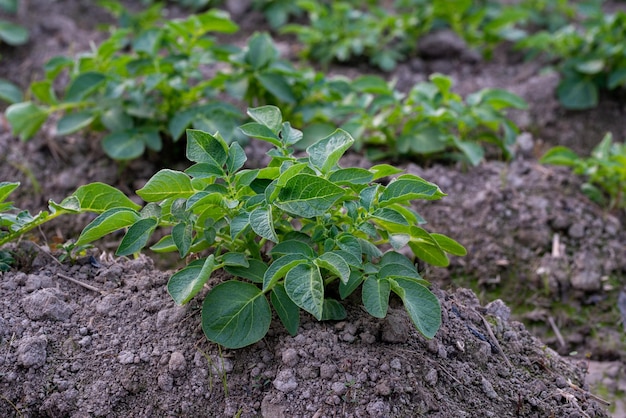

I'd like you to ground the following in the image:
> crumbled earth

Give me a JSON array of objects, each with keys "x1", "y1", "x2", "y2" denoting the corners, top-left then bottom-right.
[{"x1": 0, "y1": 0, "x2": 625, "y2": 416}]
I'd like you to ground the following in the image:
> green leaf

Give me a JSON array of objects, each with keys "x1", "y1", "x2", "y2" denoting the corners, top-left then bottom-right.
[
  {"x1": 238, "y1": 122, "x2": 281, "y2": 146},
  {"x1": 314, "y1": 251, "x2": 350, "y2": 284},
  {"x1": 225, "y1": 258, "x2": 267, "y2": 284},
  {"x1": 0, "y1": 78, "x2": 22, "y2": 103},
  {"x1": 321, "y1": 299, "x2": 347, "y2": 321},
  {"x1": 408, "y1": 227, "x2": 449, "y2": 267},
  {"x1": 202, "y1": 280, "x2": 271, "y2": 349},
  {"x1": 56, "y1": 111, "x2": 95, "y2": 136},
  {"x1": 284, "y1": 263, "x2": 324, "y2": 320},
  {"x1": 150, "y1": 235, "x2": 176, "y2": 253},
  {"x1": 249, "y1": 206, "x2": 278, "y2": 243},
  {"x1": 65, "y1": 72, "x2": 106, "y2": 102},
  {"x1": 137, "y1": 169, "x2": 194, "y2": 202},
  {"x1": 262, "y1": 254, "x2": 304, "y2": 290},
  {"x1": 575, "y1": 59, "x2": 604, "y2": 75},
  {"x1": 0, "y1": 181, "x2": 19, "y2": 203},
  {"x1": 269, "y1": 240, "x2": 315, "y2": 258},
  {"x1": 271, "y1": 283, "x2": 300, "y2": 335},
  {"x1": 76, "y1": 207, "x2": 141, "y2": 245},
  {"x1": 276, "y1": 174, "x2": 345, "y2": 217},
  {"x1": 172, "y1": 222, "x2": 193, "y2": 257},
  {"x1": 352, "y1": 75, "x2": 392, "y2": 94},
  {"x1": 256, "y1": 73, "x2": 296, "y2": 103},
  {"x1": 362, "y1": 276, "x2": 390, "y2": 318},
  {"x1": 186, "y1": 129, "x2": 229, "y2": 167},
  {"x1": 168, "y1": 255, "x2": 216, "y2": 305},
  {"x1": 116, "y1": 217, "x2": 158, "y2": 256},
  {"x1": 5, "y1": 101, "x2": 48, "y2": 140},
  {"x1": 454, "y1": 139, "x2": 484, "y2": 167},
  {"x1": 0, "y1": 21, "x2": 28, "y2": 45},
  {"x1": 390, "y1": 277, "x2": 441, "y2": 339},
  {"x1": 379, "y1": 251, "x2": 424, "y2": 282},
  {"x1": 102, "y1": 131, "x2": 145, "y2": 160},
  {"x1": 246, "y1": 32, "x2": 278, "y2": 70},
  {"x1": 430, "y1": 233, "x2": 466, "y2": 256},
  {"x1": 370, "y1": 164, "x2": 403, "y2": 180},
  {"x1": 540, "y1": 146, "x2": 580, "y2": 167},
  {"x1": 328, "y1": 168, "x2": 373, "y2": 185},
  {"x1": 307, "y1": 129, "x2": 354, "y2": 174},
  {"x1": 557, "y1": 77, "x2": 598, "y2": 110},
  {"x1": 475, "y1": 89, "x2": 528, "y2": 110},
  {"x1": 71, "y1": 182, "x2": 140, "y2": 213},
  {"x1": 371, "y1": 208, "x2": 410, "y2": 226},
  {"x1": 226, "y1": 141, "x2": 247, "y2": 174},
  {"x1": 379, "y1": 175, "x2": 445, "y2": 205},
  {"x1": 247, "y1": 106, "x2": 282, "y2": 133},
  {"x1": 339, "y1": 271, "x2": 365, "y2": 299},
  {"x1": 608, "y1": 68, "x2": 626, "y2": 89}
]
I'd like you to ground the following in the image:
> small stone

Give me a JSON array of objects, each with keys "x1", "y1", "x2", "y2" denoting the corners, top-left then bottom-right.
[
  {"x1": 118, "y1": 350, "x2": 135, "y2": 364},
  {"x1": 168, "y1": 351, "x2": 187, "y2": 377},
  {"x1": 555, "y1": 376, "x2": 568, "y2": 388},
  {"x1": 22, "y1": 289, "x2": 73, "y2": 322},
  {"x1": 157, "y1": 372, "x2": 174, "y2": 391},
  {"x1": 273, "y1": 369, "x2": 297, "y2": 393},
  {"x1": 481, "y1": 377, "x2": 498, "y2": 399},
  {"x1": 571, "y1": 270, "x2": 602, "y2": 291},
  {"x1": 375, "y1": 381, "x2": 392, "y2": 396},
  {"x1": 381, "y1": 309, "x2": 410, "y2": 343},
  {"x1": 485, "y1": 299, "x2": 511, "y2": 321},
  {"x1": 425, "y1": 368, "x2": 438, "y2": 386},
  {"x1": 320, "y1": 363, "x2": 337, "y2": 379},
  {"x1": 366, "y1": 400, "x2": 390, "y2": 417},
  {"x1": 281, "y1": 348, "x2": 299, "y2": 367},
  {"x1": 331, "y1": 381, "x2": 348, "y2": 396},
  {"x1": 24, "y1": 274, "x2": 42, "y2": 292},
  {"x1": 568, "y1": 223, "x2": 586, "y2": 239},
  {"x1": 390, "y1": 358, "x2": 402, "y2": 370},
  {"x1": 17, "y1": 335, "x2": 47, "y2": 368}
]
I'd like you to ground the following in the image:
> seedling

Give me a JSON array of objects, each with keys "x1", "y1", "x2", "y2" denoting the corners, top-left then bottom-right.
[{"x1": 73, "y1": 106, "x2": 466, "y2": 348}]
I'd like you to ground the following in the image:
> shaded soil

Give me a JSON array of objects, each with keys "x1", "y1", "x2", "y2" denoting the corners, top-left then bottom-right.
[{"x1": 1, "y1": 0, "x2": 625, "y2": 416}]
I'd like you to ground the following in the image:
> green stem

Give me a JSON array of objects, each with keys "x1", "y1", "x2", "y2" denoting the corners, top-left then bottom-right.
[{"x1": 0, "y1": 209, "x2": 67, "y2": 247}]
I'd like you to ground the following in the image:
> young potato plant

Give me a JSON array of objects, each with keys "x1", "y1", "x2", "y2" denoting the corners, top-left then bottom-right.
[
  {"x1": 343, "y1": 73, "x2": 527, "y2": 165},
  {"x1": 0, "y1": 181, "x2": 141, "y2": 269},
  {"x1": 73, "y1": 106, "x2": 466, "y2": 349},
  {"x1": 517, "y1": 11, "x2": 626, "y2": 109},
  {"x1": 0, "y1": 0, "x2": 28, "y2": 105},
  {"x1": 541, "y1": 133, "x2": 626, "y2": 212},
  {"x1": 5, "y1": 8, "x2": 242, "y2": 159}
]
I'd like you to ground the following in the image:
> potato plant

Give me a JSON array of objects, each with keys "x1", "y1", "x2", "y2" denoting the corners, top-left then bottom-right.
[
  {"x1": 72, "y1": 106, "x2": 465, "y2": 348},
  {"x1": 541, "y1": 133, "x2": 626, "y2": 212}
]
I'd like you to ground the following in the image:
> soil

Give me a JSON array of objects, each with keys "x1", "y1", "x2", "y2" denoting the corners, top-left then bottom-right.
[{"x1": 1, "y1": 1, "x2": 625, "y2": 417}]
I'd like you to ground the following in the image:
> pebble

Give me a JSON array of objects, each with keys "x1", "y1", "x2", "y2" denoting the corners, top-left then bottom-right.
[
  {"x1": 118, "y1": 350, "x2": 135, "y2": 364},
  {"x1": 481, "y1": 377, "x2": 498, "y2": 399},
  {"x1": 319, "y1": 363, "x2": 337, "y2": 379},
  {"x1": 281, "y1": 348, "x2": 299, "y2": 367},
  {"x1": 22, "y1": 289, "x2": 73, "y2": 322},
  {"x1": 157, "y1": 372, "x2": 174, "y2": 391},
  {"x1": 273, "y1": 369, "x2": 298, "y2": 393},
  {"x1": 16, "y1": 335, "x2": 48, "y2": 368},
  {"x1": 168, "y1": 351, "x2": 187, "y2": 377}
]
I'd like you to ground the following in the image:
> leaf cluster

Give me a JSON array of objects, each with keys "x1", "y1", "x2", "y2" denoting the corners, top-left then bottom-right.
[
  {"x1": 518, "y1": 10, "x2": 626, "y2": 109},
  {"x1": 72, "y1": 106, "x2": 465, "y2": 348},
  {"x1": 0, "y1": 0, "x2": 27, "y2": 105},
  {"x1": 333, "y1": 73, "x2": 527, "y2": 165},
  {"x1": 541, "y1": 133, "x2": 626, "y2": 211}
]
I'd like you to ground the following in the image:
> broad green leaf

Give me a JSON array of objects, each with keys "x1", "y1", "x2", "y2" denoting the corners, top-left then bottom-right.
[
  {"x1": 168, "y1": 255, "x2": 216, "y2": 305},
  {"x1": 229, "y1": 211, "x2": 250, "y2": 240},
  {"x1": 557, "y1": 77, "x2": 598, "y2": 110},
  {"x1": 608, "y1": 68, "x2": 626, "y2": 89},
  {"x1": 0, "y1": 21, "x2": 28, "y2": 45},
  {"x1": 249, "y1": 206, "x2": 278, "y2": 243},
  {"x1": 262, "y1": 253, "x2": 304, "y2": 290},
  {"x1": 30, "y1": 80, "x2": 57, "y2": 105},
  {"x1": 247, "y1": 106, "x2": 282, "y2": 133},
  {"x1": 133, "y1": 28, "x2": 161, "y2": 55},
  {"x1": 337, "y1": 234, "x2": 362, "y2": 264},
  {"x1": 221, "y1": 252, "x2": 249, "y2": 268},
  {"x1": 71, "y1": 183, "x2": 140, "y2": 212},
  {"x1": 56, "y1": 111, "x2": 95, "y2": 136},
  {"x1": 284, "y1": 263, "x2": 324, "y2": 320},
  {"x1": 150, "y1": 234, "x2": 176, "y2": 253},
  {"x1": 339, "y1": 271, "x2": 365, "y2": 299},
  {"x1": 371, "y1": 208, "x2": 410, "y2": 226},
  {"x1": 390, "y1": 277, "x2": 441, "y2": 339},
  {"x1": 389, "y1": 234, "x2": 410, "y2": 250},
  {"x1": 370, "y1": 164, "x2": 403, "y2": 180},
  {"x1": 453, "y1": 139, "x2": 484, "y2": 167},
  {"x1": 269, "y1": 240, "x2": 315, "y2": 258},
  {"x1": 185, "y1": 163, "x2": 226, "y2": 179},
  {"x1": 379, "y1": 175, "x2": 445, "y2": 205},
  {"x1": 321, "y1": 299, "x2": 347, "y2": 321},
  {"x1": 202, "y1": 280, "x2": 271, "y2": 349},
  {"x1": 246, "y1": 33, "x2": 277, "y2": 70},
  {"x1": 137, "y1": 169, "x2": 194, "y2": 202},
  {"x1": 328, "y1": 168, "x2": 373, "y2": 185},
  {"x1": 575, "y1": 59, "x2": 604, "y2": 75},
  {"x1": 0, "y1": 78, "x2": 22, "y2": 103},
  {"x1": 76, "y1": 207, "x2": 140, "y2": 245},
  {"x1": 48, "y1": 196, "x2": 80, "y2": 214},
  {"x1": 430, "y1": 233, "x2": 466, "y2": 256},
  {"x1": 256, "y1": 73, "x2": 296, "y2": 103},
  {"x1": 172, "y1": 222, "x2": 193, "y2": 257},
  {"x1": 362, "y1": 276, "x2": 390, "y2": 318},
  {"x1": 225, "y1": 258, "x2": 267, "y2": 283},
  {"x1": 279, "y1": 122, "x2": 303, "y2": 145},
  {"x1": 101, "y1": 107, "x2": 133, "y2": 132},
  {"x1": 0, "y1": 181, "x2": 19, "y2": 203},
  {"x1": 65, "y1": 72, "x2": 106, "y2": 102},
  {"x1": 540, "y1": 146, "x2": 579, "y2": 167},
  {"x1": 352, "y1": 75, "x2": 392, "y2": 94},
  {"x1": 379, "y1": 251, "x2": 424, "y2": 282},
  {"x1": 186, "y1": 129, "x2": 229, "y2": 167},
  {"x1": 314, "y1": 251, "x2": 350, "y2": 284},
  {"x1": 271, "y1": 283, "x2": 300, "y2": 335},
  {"x1": 5, "y1": 101, "x2": 48, "y2": 140},
  {"x1": 408, "y1": 227, "x2": 449, "y2": 267},
  {"x1": 276, "y1": 174, "x2": 345, "y2": 217},
  {"x1": 473, "y1": 89, "x2": 528, "y2": 110},
  {"x1": 102, "y1": 131, "x2": 145, "y2": 160},
  {"x1": 307, "y1": 129, "x2": 354, "y2": 174},
  {"x1": 226, "y1": 141, "x2": 247, "y2": 174},
  {"x1": 116, "y1": 217, "x2": 158, "y2": 256},
  {"x1": 238, "y1": 122, "x2": 281, "y2": 146}
]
